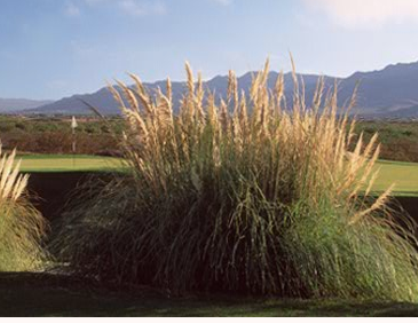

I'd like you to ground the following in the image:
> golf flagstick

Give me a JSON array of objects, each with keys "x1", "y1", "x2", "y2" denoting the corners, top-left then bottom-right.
[{"x1": 71, "y1": 116, "x2": 78, "y2": 168}]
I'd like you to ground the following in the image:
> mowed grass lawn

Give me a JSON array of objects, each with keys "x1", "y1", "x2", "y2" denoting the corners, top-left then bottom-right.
[
  {"x1": 373, "y1": 160, "x2": 418, "y2": 197},
  {"x1": 18, "y1": 154, "x2": 127, "y2": 173},
  {"x1": 16, "y1": 154, "x2": 418, "y2": 197},
  {"x1": 1, "y1": 272, "x2": 418, "y2": 317}
]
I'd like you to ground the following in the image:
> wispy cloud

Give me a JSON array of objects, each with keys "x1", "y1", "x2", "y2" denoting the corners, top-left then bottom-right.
[
  {"x1": 65, "y1": 1, "x2": 81, "y2": 17},
  {"x1": 80, "y1": 0, "x2": 166, "y2": 16},
  {"x1": 119, "y1": 0, "x2": 166, "y2": 16},
  {"x1": 83, "y1": 0, "x2": 107, "y2": 6},
  {"x1": 211, "y1": 0, "x2": 233, "y2": 6},
  {"x1": 303, "y1": 0, "x2": 418, "y2": 29}
]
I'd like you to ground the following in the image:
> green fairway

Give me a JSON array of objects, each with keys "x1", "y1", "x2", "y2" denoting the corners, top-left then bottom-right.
[
  {"x1": 14, "y1": 154, "x2": 418, "y2": 197},
  {"x1": 18, "y1": 154, "x2": 126, "y2": 173},
  {"x1": 374, "y1": 160, "x2": 418, "y2": 197}
]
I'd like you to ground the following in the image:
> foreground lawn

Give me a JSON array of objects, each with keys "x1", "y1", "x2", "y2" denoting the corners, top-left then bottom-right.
[{"x1": 0, "y1": 272, "x2": 418, "y2": 317}]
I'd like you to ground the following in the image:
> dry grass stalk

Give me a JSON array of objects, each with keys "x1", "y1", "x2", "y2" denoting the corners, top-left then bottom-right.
[
  {"x1": 0, "y1": 144, "x2": 48, "y2": 271},
  {"x1": 56, "y1": 59, "x2": 418, "y2": 301}
]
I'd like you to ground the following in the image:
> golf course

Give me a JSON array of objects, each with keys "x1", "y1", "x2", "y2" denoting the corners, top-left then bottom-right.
[
  {"x1": 1, "y1": 154, "x2": 417, "y2": 317},
  {"x1": 373, "y1": 160, "x2": 418, "y2": 197},
  {"x1": 18, "y1": 154, "x2": 127, "y2": 173},
  {"x1": 3, "y1": 66, "x2": 418, "y2": 317},
  {"x1": 17, "y1": 154, "x2": 418, "y2": 197}
]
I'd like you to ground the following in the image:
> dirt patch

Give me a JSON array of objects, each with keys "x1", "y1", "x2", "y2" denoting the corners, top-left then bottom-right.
[
  {"x1": 393, "y1": 196, "x2": 418, "y2": 224},
  {"x1": 25, "y1": 172, "x2": 111, "y2": 221}
]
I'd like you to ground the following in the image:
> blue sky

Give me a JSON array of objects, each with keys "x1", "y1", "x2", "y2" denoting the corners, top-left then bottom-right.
[{"x1": 2, "y1": 0, "x2": 418, "y2": 100}]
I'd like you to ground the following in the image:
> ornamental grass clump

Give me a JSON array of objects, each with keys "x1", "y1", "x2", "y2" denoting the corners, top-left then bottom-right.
[
  {"x1": 0, "y1": 147, "x2": 48, "y2": 271},
  {"x1": 55, "y1": 59, "x2": 418, "y2": 301}
]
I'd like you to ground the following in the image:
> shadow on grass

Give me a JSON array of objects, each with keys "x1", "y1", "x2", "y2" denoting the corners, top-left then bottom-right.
[{"x1": 1, "y1": 272, "x2": 418, "y2": 317}]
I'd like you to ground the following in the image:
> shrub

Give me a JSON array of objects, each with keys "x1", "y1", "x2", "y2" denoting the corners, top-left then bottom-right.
[
  {"x1": 55, "y1": 60, "x2": 418, "y2": 300},
  {"x1": 0, "y1": 147, "x2": 48, "y2": 271}
]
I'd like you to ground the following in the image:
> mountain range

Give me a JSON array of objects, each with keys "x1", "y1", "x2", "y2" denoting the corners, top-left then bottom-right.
[
  {"x1": 0, "y1": 98, "x2": 52, "y2": 113},
  {"x1": 5, "y1": 60, "x2": 418, "y2": 118}
]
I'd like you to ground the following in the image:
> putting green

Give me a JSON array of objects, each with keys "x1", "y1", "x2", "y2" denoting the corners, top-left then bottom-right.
[
  {"x1": 15, "y1": 155, "x2": 418, "y2": 197},
  {"x1": 373, "y1": 160, "x2": 418, "y2": 197},
  {"x1": 18, "y1": 155, "x2": 126, "y2": 173}
]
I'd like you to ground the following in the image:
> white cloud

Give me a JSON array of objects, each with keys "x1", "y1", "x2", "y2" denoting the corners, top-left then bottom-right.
[
  {"x1": 81, "y1": 0, "x2": 166, "y2": 16},
  {"x1": 303, "y1": 0, "x2": 418, "y2": 28},
  {"x1": 65, "y1": 2, "x2": 81, "y2": 17},
  {"x1": 211, "y1": 0, "x2": 233, "y2": 6},
  {"x1": 119, "y1": 0, "x2": 166, "y2": 16},
  {"x1": 84, "y1": 0, "x2": 106, "y2": 5}
]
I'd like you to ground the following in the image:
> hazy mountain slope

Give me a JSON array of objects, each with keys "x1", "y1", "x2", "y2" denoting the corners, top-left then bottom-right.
[
  {"x1": 27, "y1": 72, "x2": 337, "y2": 115},
  {"x1": 26, "y1": 60, "x2": 418, "y2": 117},
  {"x1": 0, "y1": 98, "x2": 53, "y2": 113},
  {"x1": 338, "y1": 61, "x2": 418, "y2": 117}
]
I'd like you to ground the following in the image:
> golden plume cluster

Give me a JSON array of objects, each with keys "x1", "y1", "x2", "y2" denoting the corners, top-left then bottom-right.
[
  {"x1": 110, "y1": 59, "x2": 391, "y2": 224},
  {"x1": 0, "y1": 147, "x2": 28, "y2": 201}
]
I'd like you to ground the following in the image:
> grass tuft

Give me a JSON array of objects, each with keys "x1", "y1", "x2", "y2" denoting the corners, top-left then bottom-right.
[
  {"x1": 54, "y1": 59, "x2": 418, "y2": 301},
  {"x1": 0, "y1": 146, "x2": 49, "y2": 271}
]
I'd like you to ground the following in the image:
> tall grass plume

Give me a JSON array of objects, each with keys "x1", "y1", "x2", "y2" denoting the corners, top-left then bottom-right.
[
  {"x1": 55, "y1": 59, "x2": 418, "y2": 301},
  {"x1": 0, "y1": 146, "x2": 48, "y2": 271}
]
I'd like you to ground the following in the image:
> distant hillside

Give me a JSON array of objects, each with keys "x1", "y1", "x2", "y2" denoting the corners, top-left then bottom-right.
[
  {"x1": 338, "y1": 61, "x2": 418, "y2": 118},
  {"x1": 26, "y1": 60, "x2": 418, "y2": 118},
  {"x1": 26, "y1": 72, "x2": 339, "y2": 116},
  {"x1": 0, "y1": 98, "x2": 53, "y2": 113}
]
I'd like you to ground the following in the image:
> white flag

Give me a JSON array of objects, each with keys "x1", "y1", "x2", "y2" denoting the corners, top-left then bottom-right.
[{"x1": 71, "y1": 116, "x2": 78, "y2": 129}]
